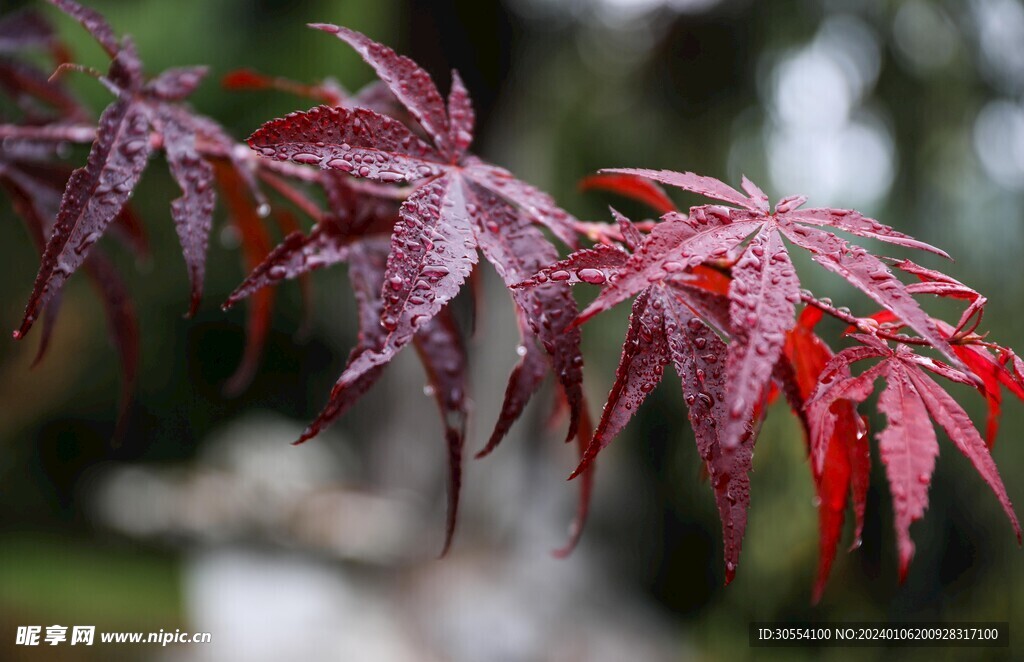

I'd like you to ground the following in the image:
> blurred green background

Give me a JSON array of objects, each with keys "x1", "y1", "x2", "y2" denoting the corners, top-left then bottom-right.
[{"x1": 1, "y1": 0, "x2": 1023, "y2": 660}]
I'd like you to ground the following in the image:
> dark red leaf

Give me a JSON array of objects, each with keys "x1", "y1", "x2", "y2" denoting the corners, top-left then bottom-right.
[
  {"x1": 789, "y1": 208, "x2": 950, "y2": 259},
  {"x1": 466, "y1": 162, "x2": 580, "y2": 249},
  {"x1": 511, "y1": 244, "x2": 627, "y2": 288},
  {"x1": 347, "y1": 237, "x2": 391, "y2": 350},
  {"x1": 473, "y1": 312, "x2": 546, "y2": 459},
  {"x1": 468, "y1": 181, "x2": 584, "y2": 443},
  {"x1": 905, "y1": 368, "x2": 1020, "y2": 543},
  {"x1": 224, "y1": 223, "x2": 350, "y2": 309},
  {"x1": 3, "y1": 151, "x2": 139, "y2": 431},
  {"x1": 574, "y1": 289, "x2": 668, "y2": 470},
  {"x1": 956, "y1": 345, "x2": 1010, "y2": 446},
  {"x1": 109, "y1": 201, "x2": 149, "y2": 258},
  {"x1": 740, "y1": 176, "x2": 769, "y2": 212},
  {"x1": 320, "y1": 170, "x2": 400, "y2": 236},
  {"x1": 248, "y1": 104, "x2": 443, "y2": 183},
  {"x1": 783, "y1": 306, "x2": 867, "y2": 601},
  {"x1": 721, "y1": 229, "x2": 799, "y2": 450},
  {"x1": 849, "y1": 415, "x2": 871, "y2": 549},
  {"x1": 807, "y1": 347, "x2": 888, "y2": 472},
  {"x1": 293, "y1": 238, "x2": 391, "y2": 443},
  {"x1": 610, "y1": 206, "x2": 644, "y2": 250},
  {"x1": 214, "y1": 162, "x2": 275, "y2": 395},
  {"x1": 0, "y1": 60, "x2": 86, "y2": 120},
  {"x1": 145, "y1": 66, "x2": 208, "y2": 101},
  {"x1": 0, "y1": 9, "x2": 57, "y2": 54},
  {"x1": 810, "y1": 337, "x2": 1020, "y2": 584},
  {"x1": 874, "y1": 363, "x2": 937, "y2": 582},
  {"x1": 298, "y1": 175, "x2": 477, "y2": 443},
  {"x1": 810, "y1": 408, "x2": 856, "y2": 603},
  {"x1": 447, "y1": 70, "x2": 473, "y2": 157},
  {"x1": 602, "y1": 168, "x2": 757, "y2": 211},
  {"x1": 575, "y1": 216, "x2": 759, "y2": 326},
  {"x1": 222, "y1": 68, "x2": 345, "y2": 106},
  {"x1": 662, "y1": 290, "x2": 753, "y2": 584},
  {"x1": 781, "y1": 224, "x2": 959, "y2": 367},
  {"x1": 49, "y1": 0, "x2": 119, "y2": 59},
  {"x1": 579, "y1": 173, "x2": 677, "y2": 215},
  {"x1": 147, "y1": 105, "x2": 215, "y2": 317},
  {"x1": 16, "y1": 98, "x2": 152, "y2": 339},
  {"x1": 412, "y1": 307, "x2": 468, "y2": 556},
  {"x1": 309, "y1": 24, "x2": 453, "y2": 156},
  {"x1": 553, "y1": 405, "x2": 595, "y2": 558},
  {"x1": 31, "y1": 292, "x2": 63, "y2": 368},
  {"x1": 893, "y1": 259, "x2": 979, "y2": 296}
]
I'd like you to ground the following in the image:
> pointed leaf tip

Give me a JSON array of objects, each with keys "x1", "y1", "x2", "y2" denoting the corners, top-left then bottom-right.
[
  {"x1": 292, "y1": 429, "x2": 314, "y2": 446},
  {"x1": 317, "y1": 24, "x2": 453, "y2": 156},
  {"x1": 552, "y1": 407, "x2": 596, "y2": 557},
  {"x1": 308, "y1": 22, "x2": 340, "y2": 33}
]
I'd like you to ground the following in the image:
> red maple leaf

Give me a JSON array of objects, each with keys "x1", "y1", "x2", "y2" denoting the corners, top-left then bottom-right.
[
  {"x1": 808, "y1": 334, "x2": 1021, "y2": 582},
  {"x1": 230, "y1": 26, "x2": 596, "y2": 552},
  {"x1": 244, "y1": 23, "x2": 590, "y2": 495},
  {"x1": 783, "y1": 307, "x2": 869, "y2": 602},
  {"x1": 5, "y1": 0, "x2": 1023, "y2": 591},
  {"x1": 11, "y1": 0, "x2": 214, "y2": 338},
  {"x1": 0, "y1": 4, "x2": 140, "y2": 433},
  {"x1": 571, "y1": 169, "x2": 958, "y2": 455},
  {"x1": 516, "y1": 209, "x2": 756, "y2": 581}
]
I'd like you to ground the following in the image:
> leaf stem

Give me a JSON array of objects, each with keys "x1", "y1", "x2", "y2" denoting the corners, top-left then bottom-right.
[{"x1": 798, "y1": 292, "x2": 934, "y2": 347}]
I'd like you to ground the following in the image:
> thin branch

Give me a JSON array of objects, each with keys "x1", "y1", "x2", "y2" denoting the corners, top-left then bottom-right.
[{"x1": 799, "y1": 292, "x2": 933, "y2": 347}]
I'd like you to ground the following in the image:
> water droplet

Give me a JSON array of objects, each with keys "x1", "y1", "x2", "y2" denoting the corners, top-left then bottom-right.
[
  {"x1": 74, "y1": 231, "x2": 102, "y2": 255},
  {"x1": 577, "y1": 268, "x2": 606, "y2": 284},
  {"x1": 121, "y1": 139, "x2": 147, "y2": 156}
]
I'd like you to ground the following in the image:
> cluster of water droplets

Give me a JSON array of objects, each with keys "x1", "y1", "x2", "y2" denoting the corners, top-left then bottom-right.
[
  {"x1": 20, "y1": 104, "x2": 155, "y2": 335},
  {"x1": 251, "y1": 105, "x2": 442, "y2": 184},
  {"x1": 377, "y1": 180, "x2": 476, "y2": 335},
  {"x1": 725, "y1": 235, "x2": 799, "y2": 430}
]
